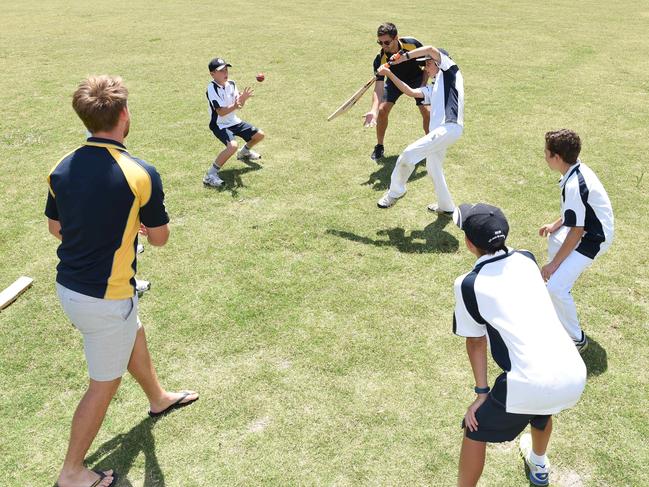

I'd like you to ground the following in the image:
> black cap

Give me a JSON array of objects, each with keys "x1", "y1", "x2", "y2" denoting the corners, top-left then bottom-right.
[
  {"x1": 208, "y1": 57, "x2": 232, "y2": 72},
  {"x1": 453, "y1": 203, "x2": 509, "y2": 252}
]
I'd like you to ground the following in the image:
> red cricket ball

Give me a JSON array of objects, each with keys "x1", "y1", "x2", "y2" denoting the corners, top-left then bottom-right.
[{"x1": 256, "y1": 72, "x2": 265, "y2": 82}]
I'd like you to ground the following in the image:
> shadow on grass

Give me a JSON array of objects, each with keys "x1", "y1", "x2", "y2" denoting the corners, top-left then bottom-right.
[
  {"x1": 327, "y1": 215, "x2": 458, "y2": 253},
  {"x1": 361, "y1": 155, "x2": 427, "y2": 191},
  {"x1": 209, "y1": 160, "x2": 262, "y2": 198},
  {"x1": 84, "y1": 417, "x2": 165, "y2": 486},
  {"x1": 582, "y1": 335, "x2": 607, "y2": 377}
]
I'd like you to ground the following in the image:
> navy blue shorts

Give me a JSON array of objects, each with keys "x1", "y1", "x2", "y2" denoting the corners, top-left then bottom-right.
[
  {"x1": 462, "y1": 374, "x2": 551, "y2": 443},
  {"x1": 210, "y1": 121, "x2": 259, "y2": 146},
  {"x1": 383, "y1": 73, "x2": 426, "y2": 106}
]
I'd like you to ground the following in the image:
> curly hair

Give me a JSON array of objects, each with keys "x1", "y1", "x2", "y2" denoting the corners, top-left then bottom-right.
[{"x1": 545, "y1": 129, "x2": 581, "y2": 165}]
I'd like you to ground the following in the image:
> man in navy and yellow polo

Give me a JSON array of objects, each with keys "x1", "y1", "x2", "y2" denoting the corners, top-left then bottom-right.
[
  {"x1": 46, "y1": 75, "x2": 197, "y2": 487},
  {"x1": 46, "y1": 137, "x2": 168, "y2": 299},
  {"x1": 363, "y1": 22, "x2": 430, "y2": 161}
]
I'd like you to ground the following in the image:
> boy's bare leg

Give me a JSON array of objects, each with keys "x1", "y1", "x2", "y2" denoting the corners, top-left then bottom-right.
[
  {"x1": 127, "y1": 326, "x2": 198, "y2": 413},
  {"x1": 214, "y1": 140, "x2": 238, "y2": 168},
  {"x1": 457, "y1": 434, "x2": 487, "y2": 487},
  {"x1": 419, "y1": 104, "x2": 430, "y2": 135},
  {"x1": 376, "y1": 102, "x2": 394, "y2": 145},
  {"x1": 57, "y1": 379, "x2": 121, "y2": 487},
  {"x1": 244, "y1": 130, "x2": 265, "y2": 149},
  {"x1": 531, "y1": 417, "x2": 553, "y2": 456}
]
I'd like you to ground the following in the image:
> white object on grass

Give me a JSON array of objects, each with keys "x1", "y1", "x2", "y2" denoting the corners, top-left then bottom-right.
[{"x1": 0, "y1": 276, "x2": 34, "y2": 310}]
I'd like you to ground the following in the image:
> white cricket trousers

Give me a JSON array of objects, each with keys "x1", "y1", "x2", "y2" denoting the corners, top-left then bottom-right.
[
  {"x1": 387, "y1": 123, "x2": 463, "y2": 211},
  {"x1": 546, "y1": 226, "x2": 600, "y2": 341}
]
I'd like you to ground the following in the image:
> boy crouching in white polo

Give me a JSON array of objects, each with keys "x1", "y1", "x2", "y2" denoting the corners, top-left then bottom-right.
[
  {"x1": 539, "y1": 129, "x2": 614, "y2": 352},
  {"x1": 203, "y1": 57, "x2": 265, "y2": 188},
  {"x1": 452, "y1": 203, "x2": 586, "y2": 486}
]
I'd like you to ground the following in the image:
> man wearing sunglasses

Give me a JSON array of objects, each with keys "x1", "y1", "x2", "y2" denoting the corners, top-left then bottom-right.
[{"x1": 364, "y1": 22, "x2": 430, "y2": 162}]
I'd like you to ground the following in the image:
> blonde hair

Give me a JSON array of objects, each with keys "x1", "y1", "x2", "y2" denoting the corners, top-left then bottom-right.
[{"x1": 72, "y1": 75, "x2": 128, "y2": 133}]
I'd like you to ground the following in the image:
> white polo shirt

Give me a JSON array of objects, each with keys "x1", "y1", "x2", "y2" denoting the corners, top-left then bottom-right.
[
  {"x1": 418, "y1": 50, "x2": 464, "y2": 129},
  {"x1": 453, "y1": 249, "x2": 586, "y2": 415},
  {"x1": 206, "y1": 80, "x2": 241, "y2": 129},
  {"x1": 560, "y1": 160, "x2": 614, "y2": 258}
]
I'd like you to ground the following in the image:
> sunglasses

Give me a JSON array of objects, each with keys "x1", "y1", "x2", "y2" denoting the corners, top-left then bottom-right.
[{"x1": 376, "y1": 39, "x2": 395, "y2": 46}]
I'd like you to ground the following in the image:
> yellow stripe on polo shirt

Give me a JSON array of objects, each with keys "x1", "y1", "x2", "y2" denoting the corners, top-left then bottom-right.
[{"x1": 104, "y1": 148, "x2": 153, "y2": 299}]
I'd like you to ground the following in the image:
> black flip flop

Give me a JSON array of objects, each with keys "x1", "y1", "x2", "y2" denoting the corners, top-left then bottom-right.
[
  {"x1": 148, "y1": 391, "x2": 199, "y2": 418},
  {"x1": 90, "y1": 470, "x2": 118, "y2": 487}
]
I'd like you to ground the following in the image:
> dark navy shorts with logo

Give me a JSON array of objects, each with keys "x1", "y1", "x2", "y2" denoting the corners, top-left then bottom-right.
[
  {"x1": 462, "y1": 373, "x2": 551, "y2": 443},
  {"x1": 210, "y1": 121, "x2": 259, "y2": 146}
]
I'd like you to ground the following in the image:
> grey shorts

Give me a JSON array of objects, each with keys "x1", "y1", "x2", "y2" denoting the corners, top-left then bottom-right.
[{"x1": 56, "y1": 283, "x2": 140, "y2": 381}]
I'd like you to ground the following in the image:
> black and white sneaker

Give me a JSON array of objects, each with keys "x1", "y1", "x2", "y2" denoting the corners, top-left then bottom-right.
[
  {"x1": 573, "y1": 331, "x2": 589, "y2": 353},
  {"x1": 370, "y1": 144, "x2": 384, "y2": 161}
]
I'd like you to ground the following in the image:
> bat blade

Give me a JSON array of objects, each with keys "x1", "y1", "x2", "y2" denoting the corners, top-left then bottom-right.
[{"x1": 327, "y1": 76, "x2": 376, "y2": 121}]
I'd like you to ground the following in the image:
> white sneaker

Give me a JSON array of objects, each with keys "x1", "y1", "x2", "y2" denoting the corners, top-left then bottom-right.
[
  {"x1": 135, "y1": 279, "x2": 151, "y2": 297},
  {"x1": 427, "y1": 203, "x2": 455, "y2": 215},
  {"x1": 203, "y1": 172, "x2": 223, "y2": 188},
  {"x1": 519, "y1": 433, "x2": 550, "y2": 486},
  {"x1": 377, "y1": 191, "x2": 404, "y2": 209},
  {"x1": 237, "y1": 147, "x2": 261, "y2": 161},
  {"x1": 136, "y1": 244, "x2": 144, "y2": 254}
]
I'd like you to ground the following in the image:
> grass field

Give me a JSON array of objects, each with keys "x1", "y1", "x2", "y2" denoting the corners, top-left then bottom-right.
[{"x1": 1, "y1": 1, "x2": 648, "y2": 485}]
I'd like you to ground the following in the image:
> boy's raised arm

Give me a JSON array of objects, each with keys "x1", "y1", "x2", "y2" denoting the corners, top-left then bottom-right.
[{"x1": 376, "y1": 65, "x2": 424, "y2": 99}]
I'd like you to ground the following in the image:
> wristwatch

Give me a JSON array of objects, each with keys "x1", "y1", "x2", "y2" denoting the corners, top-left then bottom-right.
[{"x1": 474, "y1": 386, "x2": 490, "y2": 394}]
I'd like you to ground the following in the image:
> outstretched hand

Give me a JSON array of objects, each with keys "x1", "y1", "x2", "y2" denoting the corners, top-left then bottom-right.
[
  {"x1": 363, "y1": 111, "x2": 377, "y2": 128},
  {"x1": 237, "y1": 86, "x2": 254, "y2": 107}
]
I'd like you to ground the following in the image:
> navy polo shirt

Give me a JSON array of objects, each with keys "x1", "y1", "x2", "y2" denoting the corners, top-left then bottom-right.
[{"x1": 45, "y1": 137, "x2": 169, "y2": 299}]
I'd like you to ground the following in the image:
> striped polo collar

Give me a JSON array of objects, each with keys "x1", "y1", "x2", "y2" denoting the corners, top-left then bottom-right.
[
  {"x1": 559, "y1": 159, "x2": 581, "y2": 188},
  {"x1": 473, "y1": 248, "x2": 510, "y2": 270},
  {"x1": 84, "y1": 137, "x2": 127, "y2": 150}
]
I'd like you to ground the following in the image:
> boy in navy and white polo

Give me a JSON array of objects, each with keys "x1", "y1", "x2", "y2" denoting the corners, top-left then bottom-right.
[
  {"x1": 452, "y1": 203, "x2": 586, "y2": 487},
  {"x1": 375, "y1": 45, "x2": 463, "y2": 214},
  {"x1": 539, "y1": 129, "x2": 614, "y2": 351},
  {"x1": 203, "y1": 57, "x2": 265, "y2": 188}
]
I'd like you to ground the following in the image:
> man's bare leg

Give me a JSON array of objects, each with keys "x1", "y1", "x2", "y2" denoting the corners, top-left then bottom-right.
[
  {"x1": 127, "y1": 326, "x2": 198, "y2": 414},
  {"x1": 376, "y1": 101, "x2": 394, "y2": 146},
  {"x1": 57, "y1": 379, "x2": 120, "y2": 487}
]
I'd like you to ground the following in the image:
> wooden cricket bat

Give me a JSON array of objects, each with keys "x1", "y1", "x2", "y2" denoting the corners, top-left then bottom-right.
[
  {"x1": 0, "y1": 276, "x2": 33, "y2": 310},
  {"x1": 327, "y1": 76, "x2": 376, "y2": 121}
]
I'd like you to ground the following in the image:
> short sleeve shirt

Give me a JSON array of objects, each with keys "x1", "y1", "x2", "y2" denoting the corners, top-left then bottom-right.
[
  {"x1": 206, "y1": 80, "x2": 242, "y2": 129},
  {"x1": 45, "y1": 137, "x2": 169, "y2": 299},
  {"x1": 559, "y1": 161, "x2": 614, "y2": 258},
  {"x1": 418, "y1": 50, "x2": 464, "y2": 128},
  {"x1": 453, "y1": 249, "x2": 586, "y2": 415}
]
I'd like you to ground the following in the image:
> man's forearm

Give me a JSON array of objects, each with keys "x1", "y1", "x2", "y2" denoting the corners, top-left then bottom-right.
[
  {"x1": 47, "y1": 218, "x2": 62, "y2": 241},
  {"x1": 370, "y1": 84, "x2": 382, "y2": 113}
]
